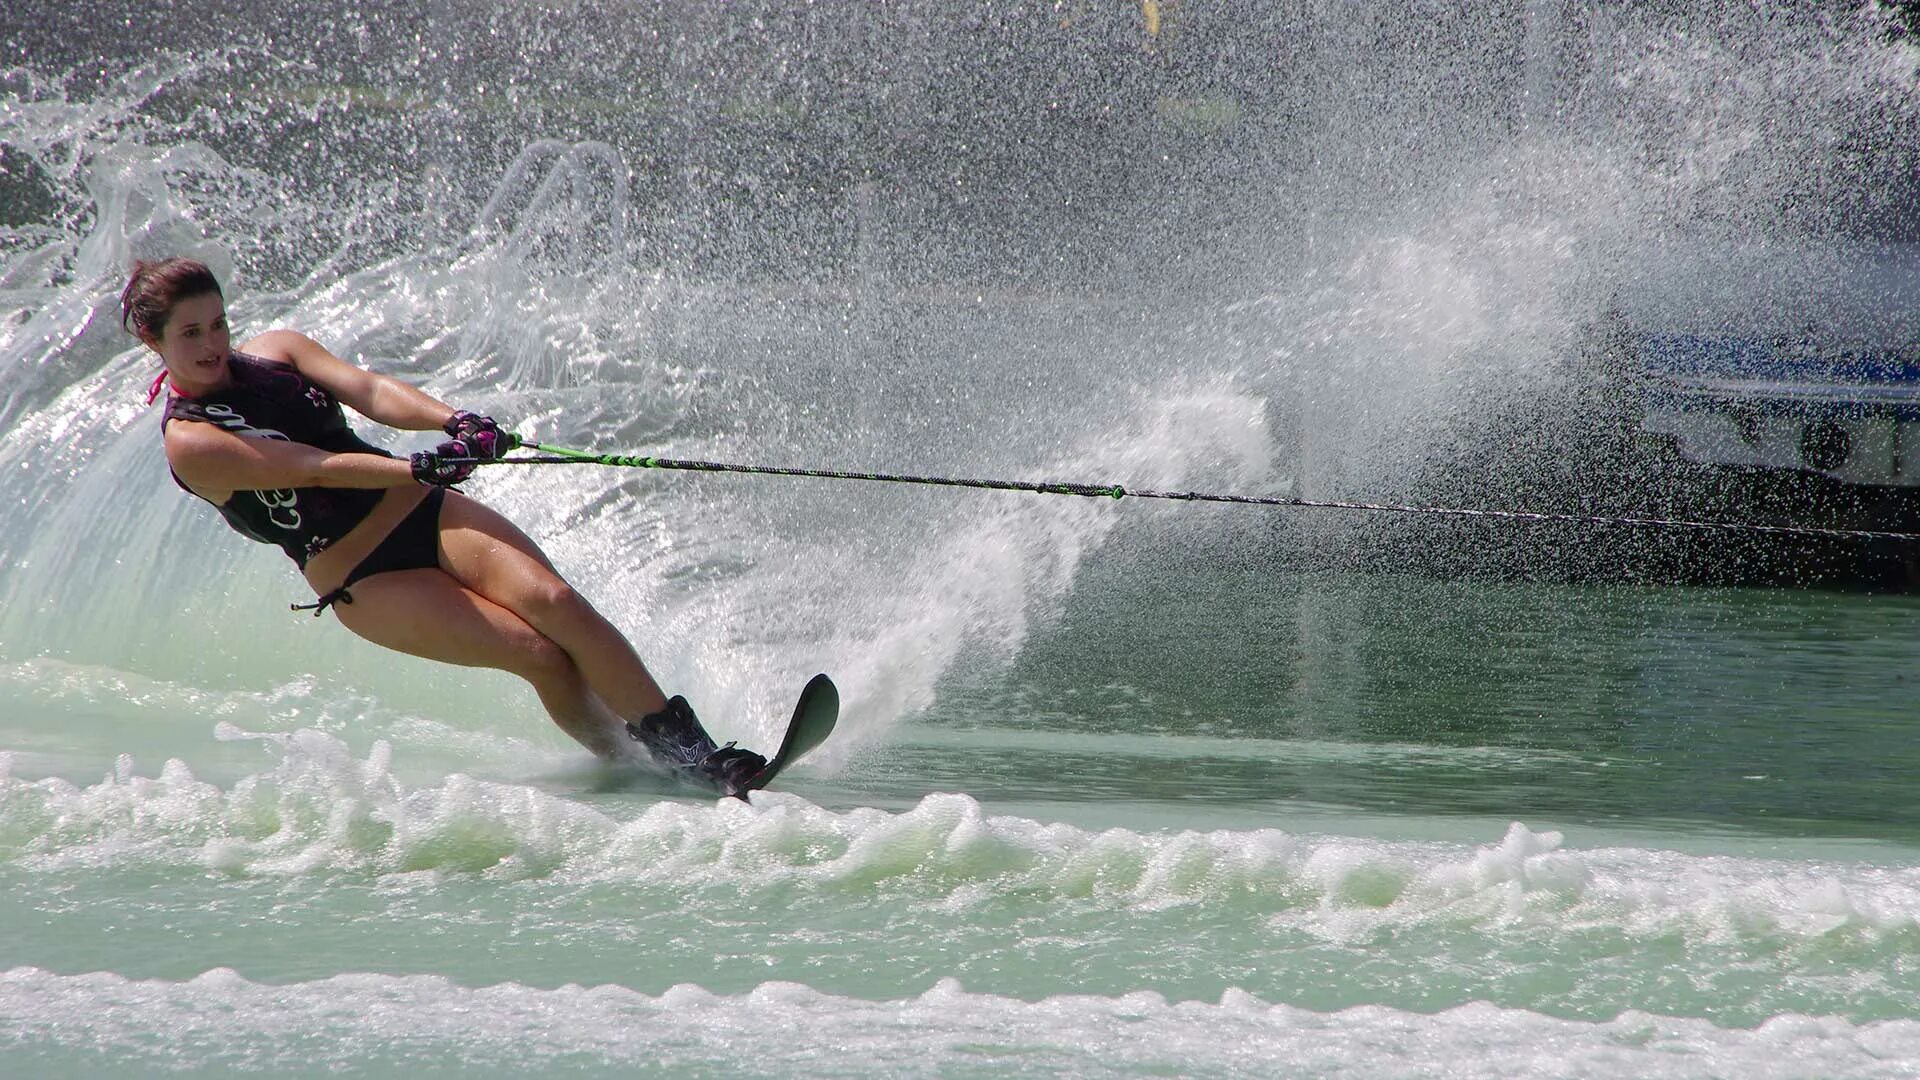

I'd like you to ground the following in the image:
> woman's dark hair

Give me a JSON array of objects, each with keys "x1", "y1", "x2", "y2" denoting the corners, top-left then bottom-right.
[{"x1": 120, "y1": 258, "x2": 222, "y2": 341}]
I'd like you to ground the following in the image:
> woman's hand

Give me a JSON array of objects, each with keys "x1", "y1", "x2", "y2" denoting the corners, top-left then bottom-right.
[
  {"x1": 410, "y1": 441, "x2": 478, "y2": 486},
  {"x1": 443, "y1": 410, "x2": 509, "y2": 459}
]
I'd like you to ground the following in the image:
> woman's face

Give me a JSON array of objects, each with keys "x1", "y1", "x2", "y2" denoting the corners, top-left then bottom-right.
[{"x1": 147, "y1": 291, "x2": 231, "y2": 389}]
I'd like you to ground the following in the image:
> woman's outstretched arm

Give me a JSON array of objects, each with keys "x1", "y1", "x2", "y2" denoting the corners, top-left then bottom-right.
[
  {"x1": 244, "y1": 329, "x2": 463, "y2": 432},
  {"x1": 164, "y1": 419, "x2": 417, "y2": 501}
]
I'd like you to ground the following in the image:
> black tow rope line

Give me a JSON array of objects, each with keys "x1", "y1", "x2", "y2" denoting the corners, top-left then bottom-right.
[{"x1": 448, "y1": 437, "x2": 1920, "y2": 544}]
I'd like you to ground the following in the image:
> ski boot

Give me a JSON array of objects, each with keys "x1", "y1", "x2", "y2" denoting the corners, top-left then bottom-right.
[{"x1": 626, "y1": 695, "x2": 768, "y2": 795}]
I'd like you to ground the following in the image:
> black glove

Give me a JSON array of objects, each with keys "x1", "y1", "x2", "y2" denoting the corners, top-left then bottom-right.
[
  {"x1": 410, "y1": 440, "x2": 478, "y2": 486},
  {"x1": 443, "y1": 410, "x2": 508, "y2": 460}
]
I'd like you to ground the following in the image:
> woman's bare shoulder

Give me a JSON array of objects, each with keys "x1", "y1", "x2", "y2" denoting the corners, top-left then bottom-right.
[
  {"x1": 236, "y1": 329, "x2": 317, "y2": 363},
  {"x1": 162, "y1": 411, "x2": 239, "y2": 453}
]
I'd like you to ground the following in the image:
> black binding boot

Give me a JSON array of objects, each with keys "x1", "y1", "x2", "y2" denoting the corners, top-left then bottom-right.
[{"x1": 626, "y1": 696, "x2": 768, "y2": 793}]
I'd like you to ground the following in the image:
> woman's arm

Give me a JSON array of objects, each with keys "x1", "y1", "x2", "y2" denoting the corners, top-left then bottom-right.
[
  {"x1": 243, "y1": 329, "x2": 458, "y2": 432},
  {"x1": 165, "y1": 418, "x2": 418, "y2": 501}
]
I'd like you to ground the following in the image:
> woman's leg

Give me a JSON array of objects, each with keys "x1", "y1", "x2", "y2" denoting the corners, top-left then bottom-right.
[
  {"x1": 431, "y1": 490, "x2": 672, "y2": 725},
  {"x1": 327, "y1": 566, "x2": 626, "y2": 758}
]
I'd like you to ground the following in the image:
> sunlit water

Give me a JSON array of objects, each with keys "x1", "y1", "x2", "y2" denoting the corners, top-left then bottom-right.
[{"x1": 4, "y1": 3, "x2": 1919, "y2": 1076}]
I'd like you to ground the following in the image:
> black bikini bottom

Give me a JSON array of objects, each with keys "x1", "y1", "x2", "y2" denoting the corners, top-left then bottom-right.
[{"x1": 292, "y1": 486, "x2": 447, "y2": 616}]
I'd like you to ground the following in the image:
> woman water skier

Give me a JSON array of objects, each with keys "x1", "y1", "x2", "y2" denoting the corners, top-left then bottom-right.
[{"x1": 123, "y1": 257, "x2": 765, "y2": 790}]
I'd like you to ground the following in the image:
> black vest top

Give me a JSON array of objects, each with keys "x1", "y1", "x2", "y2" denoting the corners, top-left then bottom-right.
[{"x1": 162, "y1": 352, "x2": 393, "y2": 567}]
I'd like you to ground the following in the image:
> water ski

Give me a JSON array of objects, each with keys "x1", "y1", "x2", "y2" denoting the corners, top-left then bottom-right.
[
  {"x1": 624, "y1": 674, "x2": 839, "y2": 800},
  {"x1": 740, "y1": 673, "x2": 839, "y2": 799}
]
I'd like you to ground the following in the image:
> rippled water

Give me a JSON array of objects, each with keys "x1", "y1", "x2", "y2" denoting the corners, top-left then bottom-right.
[{"x1": 6, "y1": 566, "x2": 1920, "y2": 1077}]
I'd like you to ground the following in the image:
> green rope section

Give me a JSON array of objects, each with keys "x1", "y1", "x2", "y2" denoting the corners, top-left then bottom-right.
[{"x1": 469, "y1": 438, "x2": 1920, "y2": 544}]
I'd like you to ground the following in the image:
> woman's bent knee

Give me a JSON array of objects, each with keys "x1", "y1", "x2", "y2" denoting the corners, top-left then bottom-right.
[{"x1": 517, "y1": 577, "x2": 601, "y2": 629}]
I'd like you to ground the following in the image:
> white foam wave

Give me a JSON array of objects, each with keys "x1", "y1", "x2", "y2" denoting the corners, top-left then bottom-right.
[
  {"x1": 2, "y1": 966, "x2": 1915, "y2": 1079},
  {"x1": 3, "y1": 728, "x2": 1917, "y2": 955}
]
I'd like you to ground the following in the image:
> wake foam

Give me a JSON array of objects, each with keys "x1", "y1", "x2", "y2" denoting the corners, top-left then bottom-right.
[
  {"x1": 1, "y1": 966, "x2": 1916, "y2": 1079},
  {"x1": 4, "y1": 728, "x2": 1917, "y2": 954}
]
